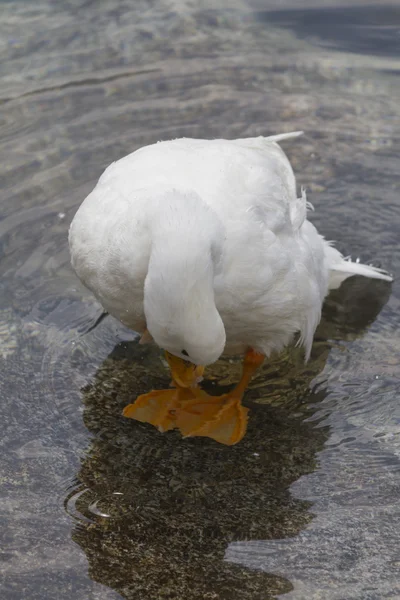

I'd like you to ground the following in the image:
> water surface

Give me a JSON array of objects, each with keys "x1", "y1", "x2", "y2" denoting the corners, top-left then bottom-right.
[{"x1": 1, "y1": 1, "x2": 399, "y2": 599}]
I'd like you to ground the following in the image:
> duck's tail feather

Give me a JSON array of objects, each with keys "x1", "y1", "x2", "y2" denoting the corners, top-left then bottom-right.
[
  {"x1": 266, "y1": 131, "x2": 304, "y2": 143},
  {"x1": 290, "y1": 186, "x2": 312, "y2": 231},
  {"x1": 324, "y1": 242, "x2": 393, "y2": 290}
]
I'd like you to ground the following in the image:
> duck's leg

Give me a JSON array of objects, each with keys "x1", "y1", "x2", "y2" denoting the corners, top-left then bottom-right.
[
  {"x1": 175, "y1": 350, "x2": 264, "y2": 445},
  {"x1": 122, "y1": 352, "x2": 204, "y2": 432}
]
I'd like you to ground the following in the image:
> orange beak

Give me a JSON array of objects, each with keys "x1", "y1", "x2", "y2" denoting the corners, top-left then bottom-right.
[{"x1": 165, "y1": 352, "x2": 204, "y2": 388}]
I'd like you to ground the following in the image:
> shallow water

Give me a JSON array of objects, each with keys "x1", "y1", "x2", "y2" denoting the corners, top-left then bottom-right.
[{"x1": 1, "y1": 1, "x2": 399, "y2": 599}]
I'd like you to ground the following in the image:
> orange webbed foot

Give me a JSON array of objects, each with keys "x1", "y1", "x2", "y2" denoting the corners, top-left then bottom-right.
[
  {"x1": 123, "y1": 349, "x2": 263, "y2": 446},
  {"x1": 175, "y1": 390, "x2": 249, "y2": 446},
  {"x1": 123, "y1": 387, "x2": 192, "y2": 432},
  {"x1": 174, "y1": 349, "x2": 264, "y2": 445}
]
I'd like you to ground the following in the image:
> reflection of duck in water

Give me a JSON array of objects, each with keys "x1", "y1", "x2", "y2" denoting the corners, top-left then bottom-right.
[
  {"x1": 68, "y1": 280, "x2": 390, "y2": 600},
  {"x1": 69, "y1": 134, "x2": 392, "y2": 445},
  {"x1": 70, "y1": 349, "x2": 328, "y2": 600}
]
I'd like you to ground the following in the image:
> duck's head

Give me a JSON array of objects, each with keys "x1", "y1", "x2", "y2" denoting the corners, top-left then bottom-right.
[
  {"x1": 144, "y1": 286, "x2": 226, "y2": 387},
  {"x1": 145, "y1": 286, "x2": 226, "y2": 366}
]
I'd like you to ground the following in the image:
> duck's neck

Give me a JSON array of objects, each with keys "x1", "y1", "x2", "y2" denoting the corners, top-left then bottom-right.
[
  {"x1": 150, "y1": 193, "x2": 221, "y2": 300},
  {"x1": 148, "y1": 240, "x2": 215, "y2": 312},
  {"x1": 144, "y1": 190, "x2": 223, "y2": 332}
]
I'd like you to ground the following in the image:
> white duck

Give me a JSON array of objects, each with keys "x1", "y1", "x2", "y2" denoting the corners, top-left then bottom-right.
[{"x1": 69, "y1": 133, "x2": 392, "y2": 445}]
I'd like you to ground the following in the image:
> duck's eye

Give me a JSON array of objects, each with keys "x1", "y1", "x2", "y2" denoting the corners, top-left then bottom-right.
[{"x1": 181, "y1": 349, "x2": 189, "y2": 357}]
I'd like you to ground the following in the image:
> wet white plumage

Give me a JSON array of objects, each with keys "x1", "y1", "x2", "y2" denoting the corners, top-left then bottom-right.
[{"x1": 69, "y1": 133, "x2": 392, "y2": 365}]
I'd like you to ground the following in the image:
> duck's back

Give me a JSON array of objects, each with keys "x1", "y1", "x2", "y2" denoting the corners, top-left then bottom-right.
[{"x1": 99, "y1": 136, "x2": 298, "y2": 235}]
